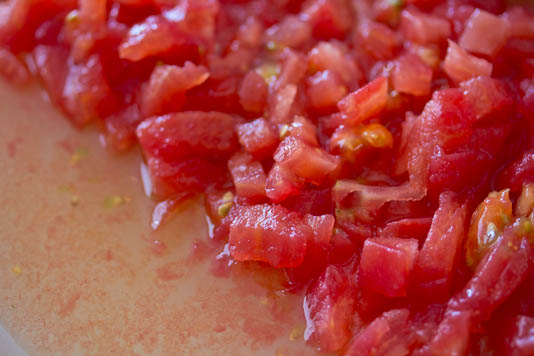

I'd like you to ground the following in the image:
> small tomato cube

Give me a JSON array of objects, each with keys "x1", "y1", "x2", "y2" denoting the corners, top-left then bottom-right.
[
  {"x1": 274, "y1": 136, "x2": 340, "y2": 185},
  {"x1": 228, "y1": 204, "x2": 310, "y2": 268},
  {"x1": 236, "y1": 118, "x2": 278, "y2": 159},
  {"x1": 392, "y1": 53, "x2": 433, "y2": 96},
  {"x1": 337, "y1": 76, "x2": 388, "y2": 126},
  {"x1": 307, "y1": 70, "x2": 347, "y2": 110},
  {"x1": 358, "y1": 237, "x2": 418, "y2": 297},
  {"x1": 459, "y1": 8, "x2": 511, "y2": 57},
  {"x1": 400, "y1": 7, "x2": 451, "y2": 44},
  {"x1": 459, "y1": 76, "x2": 513, "y2": 120},
  {"x1": 443, "y1": 40, "x2": 493, "y2": 84},
  {"x1": 228, "y1": 152, "x2": 267, "y2": 200},
  {"x1": 239, "y1": 70, "x2": 268, "y2": 114}
]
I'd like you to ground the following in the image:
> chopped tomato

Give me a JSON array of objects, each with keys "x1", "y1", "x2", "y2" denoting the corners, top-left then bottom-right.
[
  {"x1": 227, "y1": 152, "x2": 267, "y2": 200},
  {"x1": 337, "y1": 76, "x2": 388, "y2": 126},
  {"x1": 459, "y1": 9, "x2": 511, "y2": 58},
  {"x1": 443, "y1": 40, "x2": 493, "y2": 84}
]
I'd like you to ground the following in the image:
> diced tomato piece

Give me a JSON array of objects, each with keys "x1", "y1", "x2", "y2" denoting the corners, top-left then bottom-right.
[
  {"x1": 337, "y1": 76, "x2": 388, "y2": 126},
  {"x1": 288, "y1": 116, "x2": 319, "y2": 147},
  {"x1": 400, "y1": 7, "x2": 451, "y2": 45},
  {"x1": 151, "y1": 191, "x2": 194, "y2": 230},
  {"x1": 0, "y1": 48, "x2": 29, "y2": 86},
  {"x1": 304, "y1": 265, "x2": 356, "y2": 352},
  {"x1": 411, "y1": 193, "x2": 467, "y2": 299},
  {"x1": 227, "y1": 152, "x2": 266, "y2": 200},
  {"x1": 236, "y1": 118, "x2": 278, "y2": 159},
  {"x1": 137, "y1": 111, "x2": 239, "y2": 162},
  {"x1": 272, "y1": 48, "x2": 307, "y2": 93},
  {"x1": 465, "y1": 189, "x2": 513, "y2": 269},
  {"x1": 283, "y1": 188, "x2": 334, "y2": 216},
  {"x1": 504, "y1": 315, "x2": 534, "y2": 355},
  {"x1": 33, "y1": 45, "x2": 69, "y2": 106},
  {"x1": 235, "y1": 16, "x2": 264, "y2": 49},
  {"x1": 287, "y1": 214, "x2": 334, "y2": 284},
  {"x1": 147, "y1": 156, "x2": 226, "y2": 197},
  {"x1": 238, "y1": 70, "x2": 268, "y2": 114},
  {"x1": 274, "y1": 136, "x2": 340, "y2": 185},
  {"x1": 78, "y1": 0, "x2": 107, "y2": 29},
  {"x1": 307, "y1": 41, "x2": 362, "y2": 86},
  {"x1": 104, "y1": 104, "x2": 143, "y2": 151},
  {"x1": 265, "y1": 163, "x2": 303, "y2": 203},
  {"x1": 328, "y1": 228, "x2": 357, "y2": 265},
  {"x1": 265, "y1": 15, "x2": 312, "y2": 49},
  {"x1": 228, "y1": 204, "x2": 310, "y2": 268},
  {"x1": 416, "y1": 311, "x2": 472, "y2": 356},
  {"x1": 499, "y1": 149, "x2": 534, "y2": 193},
  {"x1": 459, "y1": 9, "x2": 511, "y2": 58},
  {"x1": 502, "y1": 7, "x2": 534, "y2": 40},
  {"x1": 379, "y1": 217, "x2": 432, "y2": 241},
  {"x1": 268, "y1": 83, "x2": 297, "y2": 125},
  {"x1": 448, "y1": 220, "x2": 531, "y2": 325},
  {"x1": 307, "y1": 70, "x2": 347, "y2": 110},
  {"x1": 301, "y1": 0, "x2": 353, "y2": 39},
  {"x1": 392, "y1": 53, "x2": 433, "y2": 97},
  {"x1": 459, "y1": 76, "x2": 513, "y2": 121},
  {"x1": 345, "y1": 309, "x2": 411, "y2": 356},
  {"x1": 141, "y1": 62, "x2": 210, "y2": 117},
  {"x1": 62, "y1": 54, "x2": 115, "y2": 126},
  {"x1": 443, "y1": 40, "x2": 493, "y2": 84},
  {"x1": 355, "y1": 21, "x2": 400, "y2": 60},
  {"x1": 359, "y1": 237, "x2": 418, "y2": 297}
]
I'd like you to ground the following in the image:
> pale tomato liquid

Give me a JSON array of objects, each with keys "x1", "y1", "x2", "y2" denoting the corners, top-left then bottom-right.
[{"x1": 0, "y1": 81, "x2": 322, "y2": 356}]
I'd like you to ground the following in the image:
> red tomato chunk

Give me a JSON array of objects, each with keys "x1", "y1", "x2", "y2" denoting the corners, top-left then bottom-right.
[{"x1": 3, "y1": 0, "x2": 534, "y2": 354}]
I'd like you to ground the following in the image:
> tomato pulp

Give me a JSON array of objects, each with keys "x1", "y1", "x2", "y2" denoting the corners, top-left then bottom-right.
[{"x1": 1, "y1": 0, "x2": 534, "y2": 354}]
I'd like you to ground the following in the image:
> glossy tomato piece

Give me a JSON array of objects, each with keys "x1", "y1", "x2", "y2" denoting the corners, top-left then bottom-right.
[
  {"x1": 283, "y1": 187, "x2": 334, "y2": 216},
  {"x1": 228, "y1": 204, "x2": 310, "y2": 268},
  {"x1": 443, "y1": 40, "x2": 493, "y2": 84},
  {"x1": 265, "y1": 15, "x2": 312, "y2": 49},
  {"x1": 62, "y1": 54, "x2": 115, "y2": 126},
  {"x1": 227, "y1": 152, "x2": 267, "y2": 200},
  {"x1": 287, "y1": 116, "x2": 319, "y2": 147},
  {"x1": 400, "y1": 7, "x2": 451, "y2": 45},
  {"x1": 238, "y1": 70, "x2": 268, "y2": 114},
  {"x1": 459, "y1": 76, "x2": 513, "y2": 121},
  {"x1": 355, "y1": 21, "x2": 400, "y2": 60},
  {"x1": 141, "y1": 62, "x2": 209, "y2": 117},
  {"x1": 265, "y1": 163, "x2": 303, "y2": 203},
  {"x1": 459, "y1": 8, "x2": 511, "y2": 58},
  {"x1": 304, "y1": 264, "x2": 356, "y2": 352},
  {"x1": 307, "y1": 41, "x2": 362, "y2": 86},
  {"x1": 379, "y1": 217, "x2": 432, "y2": 241},
  {"x1": 337, "y1": 76, "x2": 388, "y2": 126},
  {"x1": 307, "y1": 70, "x2": 347, "y2": 110},
  {"x1": 137, "y1": 111, "x2": 239, "y2": 162},
  {"x1": 0, "y1": 48, "x2": 29, "y2": 86},
  {"x1": 498, "y1": 150, "x2": 534, "y2": 193},
  {"x1": 274, "y1": 136, "x2": 339, "y2": 185},
  {"x1": 504, "y1": 315, "x2": 534, "y2": 355},
  {"x1": 345, "y1": 309, "x2": 411, "y2": 356},
  {"x1": 104, "y1": 104, "x2": 143, "y2": 151},
  {"x1": 358, "y1": 237, "x2": 419, "y2": 298},
  {"x1": 147, "y1": 156, "x2": 226, "y2": 197},
  {"x1": 411, "y1": 193, "x2": 467, "y2": 300},
  {"x1": 301, "y1": 0, "x2": 353, "y2": 40},
  {"x1": 286, "y1": 214, "x2": 334, "y2": 285},
  {"x1": 33, "y1": 45, "x2": 69, "y2": 106},
  {"x1": 415, "y1": 310, "x2": 472, "y2": 356},
  {"x1": 236, "y1": 118, "x2": 278, "y2": 159},
  {"x1": 392, "y1": 53, "x2": 433, "y2": 97}
]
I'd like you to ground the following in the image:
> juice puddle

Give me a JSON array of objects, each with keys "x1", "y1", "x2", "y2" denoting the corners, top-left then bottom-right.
[{"x1": 0, "y1": 81, "x2": 324, "y2": 356}]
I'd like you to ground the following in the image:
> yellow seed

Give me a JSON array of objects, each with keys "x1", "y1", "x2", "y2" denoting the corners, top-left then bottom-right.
[
  {"x1": 256, "y1": 63, "x2": 280, "y2": 85},
  {"x1": 70, "y1": 195, "x2": 80, "y2": 207},
  {"x1": 217, "y1": 202, "x2": 233, "y2": 218},
  {"x1": 104, "y1": 195, "x2": 125, "y2": 208},
  {"x1": 361, "y1": 123, "x2": 394, "y2": 149},
  {"x1": 222, "y1": 191, "x2": 234, "y2": 203},
  {"x1": 70, "y1": 147, "x2": 89, "y2": 166},
  {"x1": 65, "y1": 10, "x2": 79, "y2": 24},
  {"x1": 11, "y1": 266, "x2": 22, "y2": 275},
  {"x1": 289, "y1": 326, "x2": 304, "y2": 341},
  {"x1": 279, "y1": 124, "x2": 290, "y2": 139}
]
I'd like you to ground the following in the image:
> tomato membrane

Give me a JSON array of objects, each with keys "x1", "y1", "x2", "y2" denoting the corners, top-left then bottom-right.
[{"x1": 2, "y1": 0, "x2": 534, "y2": 354}]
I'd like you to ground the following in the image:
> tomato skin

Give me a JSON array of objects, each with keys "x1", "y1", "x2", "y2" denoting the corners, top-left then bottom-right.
[{"x1": 228, "y1": 204, "x2": 310, "y2": 268}]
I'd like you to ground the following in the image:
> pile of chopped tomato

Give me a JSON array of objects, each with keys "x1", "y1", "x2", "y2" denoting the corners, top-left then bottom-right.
[{"x1": 2, "y1": 0, "x2": 534, "y2": 354}]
